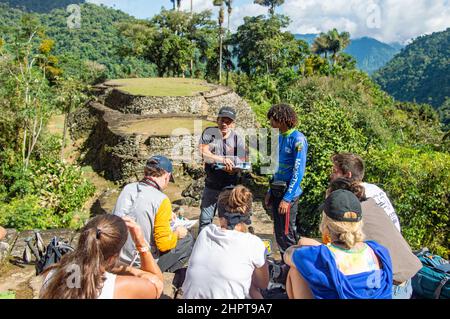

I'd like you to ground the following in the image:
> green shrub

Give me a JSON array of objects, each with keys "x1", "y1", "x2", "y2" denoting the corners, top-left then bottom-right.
[
  {"x1": 365, "y1": 146, "x2": 450, "y2": 257},
  {"x1": 291, "y1": 96, "x2": 368, "y2": 236},
  {"x1": 0, "y1": 150, "x2": 95, "y2": 231},
  {"x1": 0, "y1": 195, "x2": 57, "y2": 230}
]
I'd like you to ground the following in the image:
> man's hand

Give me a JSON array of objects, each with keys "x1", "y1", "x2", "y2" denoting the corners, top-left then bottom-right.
[
  {"x1": 264, "y1": 193, "x2": 272, "y2": 209},
  {"x1": 278, "y1": 200, "x2": 291, "y2": 215},
  {"x1": 222, "y1": 158, "x2": 235, "y2": 173},
  {"x1": 174, "y1": 226, "x2": 188, "y2": 239}
]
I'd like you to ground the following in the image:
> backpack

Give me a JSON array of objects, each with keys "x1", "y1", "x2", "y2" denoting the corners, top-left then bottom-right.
[
  {"x1": 412, "y1": 248, "x2": 450, "y2": 299},
  {"x1": 23, "y1": 231, "x2": 74, "y2": 275}
]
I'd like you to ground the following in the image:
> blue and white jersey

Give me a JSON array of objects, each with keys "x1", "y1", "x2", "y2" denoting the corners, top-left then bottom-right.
[{"x1": 273, "y1": 129, "x2": 308, "y2": 202}]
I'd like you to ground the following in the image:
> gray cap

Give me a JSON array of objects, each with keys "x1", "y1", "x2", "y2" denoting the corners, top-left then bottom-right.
[{"x1": 217, "y1": 106, "x2": 236, "y2": 121}]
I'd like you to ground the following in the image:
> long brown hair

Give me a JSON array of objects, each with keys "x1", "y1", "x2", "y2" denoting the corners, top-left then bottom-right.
[{"x1": 40, "y1": 214, "x2": 128, "y2": 299}]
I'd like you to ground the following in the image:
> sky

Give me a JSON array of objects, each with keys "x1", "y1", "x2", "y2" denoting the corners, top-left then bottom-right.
[{"x1": 86, "y1": 0, "x2": 450, "y2": 44}]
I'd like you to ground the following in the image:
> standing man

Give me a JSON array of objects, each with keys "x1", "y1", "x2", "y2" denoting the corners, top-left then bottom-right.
[
  {"x1": 265, "y1": 104, "x2": 308, "y2": 257},
  {"x1": 112, "y1": 155, "x2": 194, "y2": 274},
  {"x1": 198, "y1": 106, "x2": 247, "y2": 233}
]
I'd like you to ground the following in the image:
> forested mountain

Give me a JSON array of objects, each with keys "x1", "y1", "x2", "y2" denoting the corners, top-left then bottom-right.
[
  {"x1": 0, "y1": 2, "x2": 156, "y2": 78},
  {"x1": 295, "y1": 34, "x2": 401, "y2": 74},
  {"x1": 373, "y1": 28, "x2": 450, "y2": 109},
  {"x1": 0, "y1": 0, "x2": 84, "y2": 13}
]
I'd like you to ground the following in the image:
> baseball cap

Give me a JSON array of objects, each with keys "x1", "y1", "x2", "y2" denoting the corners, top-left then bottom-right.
[
  {"x1": 319, "y1": 189, "x2": 362, "y2": 222},
  {"x1": 146, "y1": 155, "x2": 175, "y2": 182},
  {"x1": 217, "y1": 106, "x2": 236, "y2": 121}
]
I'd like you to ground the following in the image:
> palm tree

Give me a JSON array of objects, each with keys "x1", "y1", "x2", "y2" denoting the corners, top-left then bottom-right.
[
  {"x1": 225, "y1": 0, "x2": 233, "y2": 32},
  {"x1": 213, "y1": 0, "x2": 224, "y2": 83},
  {"x1": 253, "y1": 0, "x2": 284, "y2": 16},
  {"x1": 312, "y1": 34, "x2": 330, "y2": 59},
  {"x1": 312, "y1": 29, "x2": 351, "y2": 65}
]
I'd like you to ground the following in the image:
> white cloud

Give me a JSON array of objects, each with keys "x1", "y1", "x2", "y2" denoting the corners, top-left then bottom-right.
[
  {"x1": 281, "y1": 0, "x2": 450, "y2": 43},
  {"x1": 88, "y1": 0, "x2": 450, "y2": 43}
]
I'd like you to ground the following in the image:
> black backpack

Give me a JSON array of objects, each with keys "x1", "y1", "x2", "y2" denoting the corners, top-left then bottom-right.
[{"x1": 23, "y1": 231, "x2": 74, "y2": 275}]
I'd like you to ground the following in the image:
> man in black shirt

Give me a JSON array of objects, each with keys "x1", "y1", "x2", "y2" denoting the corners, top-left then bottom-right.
[{"x1": 198, "y1": 106, "x2": 247, "y2": 233}]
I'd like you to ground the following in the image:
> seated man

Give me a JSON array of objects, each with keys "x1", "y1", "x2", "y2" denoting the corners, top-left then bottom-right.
[
  {"x1": 112, "y1": 155, "x2": 194, "y2": 274},
  {"x1": 330, "y1": 153, "x2": 401, "y2": 232}
]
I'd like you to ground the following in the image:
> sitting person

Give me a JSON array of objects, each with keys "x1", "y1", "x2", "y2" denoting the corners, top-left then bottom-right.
[
  {"x1": 284, "y1": 189, "x2": 393, "y2": 299},
  {"x1": 0, "y1": 226, "x2": 6, "y2": 241},
  {"x1": 40, "y1": 215, "x2": 164, "y2": 299},
  {"x1": 182, "y1": 185, "x2": 269, "y2": 299},
  {"x1": 327, "y1": 178, "x2": 422, "y2": 299},
  {"x1": 112, "y1": 155, "x2": 194, "y2": 274},
  {"x1": 330, "y1": 153, "x2": 401, "y2": 232}
]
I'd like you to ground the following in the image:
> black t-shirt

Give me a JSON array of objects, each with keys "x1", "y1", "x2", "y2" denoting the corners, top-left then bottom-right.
[{"x1": 200, "y1": 127, "x2": 246, "y2": 190}]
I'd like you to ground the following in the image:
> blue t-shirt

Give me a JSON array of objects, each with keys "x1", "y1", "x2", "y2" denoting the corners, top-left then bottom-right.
[
  {"x1": 292, "y1": 241, "x2": 393, "y2": 299},
  {"x1": 273, "y1": 129, "x2": 308, "y2": 202}
]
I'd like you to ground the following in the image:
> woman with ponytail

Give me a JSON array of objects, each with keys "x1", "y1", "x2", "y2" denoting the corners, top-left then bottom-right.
[
  {"x1": 283, "y1": 189, "x2": 393, "y2": 299},
  {"x1": 40, "y1": 215, "x2": 164, "y2": 299},
  {"x1": 182, "y1": 185, "x2": 269, "y2": 299}
]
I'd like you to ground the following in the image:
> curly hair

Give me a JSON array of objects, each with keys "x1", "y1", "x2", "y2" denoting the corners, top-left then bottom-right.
[{"x1": 267, "y1": 103, "x2": 298, "y2": 129}]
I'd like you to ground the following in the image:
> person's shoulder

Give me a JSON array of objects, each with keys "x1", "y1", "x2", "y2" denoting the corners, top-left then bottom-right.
[
  {"x1": 119, "y1": 182, "x2": 139, "y2": 194},
  {"x1": 200, "y1": 126, "x2": 220, "y2": 143},
  {"x1": 292, "y1": 245, "x2": 325, "y2": 265},
  {"x1": 202, "y1": 126, "x2": 220, "y2": 135},
  {"x1": 362, "y1": 182, "x2": 383, "y2": 193},
  {"x1": 290, "y1": 131, "x2": 307, "y2": 150}
]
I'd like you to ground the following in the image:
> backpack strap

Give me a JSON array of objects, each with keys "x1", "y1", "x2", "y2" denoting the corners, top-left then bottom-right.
[{"x1": 433, "y1": 277, "x2": 449, "y2": 299}]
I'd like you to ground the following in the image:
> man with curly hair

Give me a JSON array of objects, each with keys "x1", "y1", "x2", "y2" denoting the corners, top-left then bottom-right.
[{"x1": 265, "y1": 104, "x2": 308, "y2": 258}]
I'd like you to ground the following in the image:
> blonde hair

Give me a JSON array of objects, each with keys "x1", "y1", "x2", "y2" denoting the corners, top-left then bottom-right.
[{"x1": 319, "y1": 212, "x2": 365, "y2": 249}]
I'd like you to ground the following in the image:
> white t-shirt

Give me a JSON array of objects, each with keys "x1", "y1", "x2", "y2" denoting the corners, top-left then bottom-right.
[
  {"x1": 362, "y1": 182, "x2": 401, "y2": 232},
  {"x1": 182, "y1": 224, "x2": 266, "y2": 299},
  {"x1": 42, "y1": 270, "x2": 116, "y2": 299}
]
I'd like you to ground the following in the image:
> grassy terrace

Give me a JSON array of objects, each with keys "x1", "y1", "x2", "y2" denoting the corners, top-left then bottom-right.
[
  {"x1": 118, "y1": 118, "x2": 216, "y2": 136},
  {"x1": 105, "y1": 78, "x2": 211, "y2": 96}
]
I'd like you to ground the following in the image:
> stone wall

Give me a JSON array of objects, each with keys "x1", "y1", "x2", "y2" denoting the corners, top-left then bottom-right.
[
  {"x1": 70, "y1": 81, "x2": 260, "y2": 185},
  {"x1": 105, "y1": 89, "x2": 207, "y2": 116}
]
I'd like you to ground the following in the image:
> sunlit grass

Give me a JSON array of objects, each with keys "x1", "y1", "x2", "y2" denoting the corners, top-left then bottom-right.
[{"x1": 106, "y1": 78, "x2": 211, "y2": 96}]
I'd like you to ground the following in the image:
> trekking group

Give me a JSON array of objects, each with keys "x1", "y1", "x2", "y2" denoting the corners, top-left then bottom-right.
[{"x1": 26, "y1": 103, "x2": 427, "y2": 299}]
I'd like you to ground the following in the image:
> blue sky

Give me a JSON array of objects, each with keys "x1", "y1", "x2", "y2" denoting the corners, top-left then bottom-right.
[{"x1": 87, "y1": 0, "x2": 450, "y2": 44}]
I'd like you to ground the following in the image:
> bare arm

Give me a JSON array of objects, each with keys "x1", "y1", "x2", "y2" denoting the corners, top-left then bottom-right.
[
  {"x1": 112, "y1": 217, "x2": 164, "y2": 298},
  {"x1": 251, "y1": 261, "x2": 269, "y2": 290},
  {"x1": 199, "y1": 144, "x2": 234, "y2": 172},
  {"x1": 199, "y1": 144, "x2": 223, "y2": 164}
]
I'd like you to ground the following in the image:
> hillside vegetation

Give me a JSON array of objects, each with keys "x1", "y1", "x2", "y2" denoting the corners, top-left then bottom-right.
[{"x1": 374, "y1": 28, "x2": 450, "y2": 110}]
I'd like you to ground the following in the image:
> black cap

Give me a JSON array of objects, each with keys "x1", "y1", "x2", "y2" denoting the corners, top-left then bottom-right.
[
  {"x1": 217, "y1": 106, "x2": 236, "y2": 121},
  {"x1": 146, "y1": 155, "x2": 175, "y2": 182},
  {"x1": 320, "y1": 189, "x2": 362, "y2": 222}
]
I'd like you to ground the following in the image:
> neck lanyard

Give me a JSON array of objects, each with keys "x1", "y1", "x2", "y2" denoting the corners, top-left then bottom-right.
[{"x1": 140, "y1": 177, "x2": 161, "y2": 191}]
